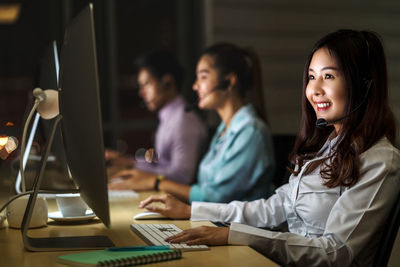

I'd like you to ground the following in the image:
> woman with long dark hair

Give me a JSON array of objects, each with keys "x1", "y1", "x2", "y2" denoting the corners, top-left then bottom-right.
[{"x1": 139, "y1": 30, "x2": 400, "y2": 266}]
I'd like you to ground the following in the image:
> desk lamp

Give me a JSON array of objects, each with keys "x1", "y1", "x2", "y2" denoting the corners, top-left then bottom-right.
[
  {"x1": 19, "y1": 88, "x2": 78, "y2": 251},
  {"x1": 0, "y1": 88, "x2": 63, "y2": 236},
  {"x1": 19, "y1": 86, "x2": 112, "y2": 251},
  {"x1": 18, "y1": 88, "x2": 59, "y2": 193}
]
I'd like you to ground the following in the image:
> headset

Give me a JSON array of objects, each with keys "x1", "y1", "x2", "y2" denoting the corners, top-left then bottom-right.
[{"x1": 185, "y1": 78, "x2": 230, "y2": 112}]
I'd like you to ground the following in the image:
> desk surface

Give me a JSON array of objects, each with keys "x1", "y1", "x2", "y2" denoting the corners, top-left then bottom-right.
[{"x1": 0, "y1": 190, "x2": 278, "y2": 267}]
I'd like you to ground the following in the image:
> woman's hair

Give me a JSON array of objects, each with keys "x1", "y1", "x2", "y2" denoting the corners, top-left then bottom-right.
[
  {"x1": 134, "y1": 50, "x2": 184, "y2": 89},
  {"x1": 200, "y1": 43, "x2": 268, "y2": 122},
  {"x1": 289, "y1": 29, "x2": 397, "y2": 188}
]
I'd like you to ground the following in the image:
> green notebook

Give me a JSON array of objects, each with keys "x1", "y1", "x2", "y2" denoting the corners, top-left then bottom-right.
[{"x1": 58, "y1": 249, "x2": 182, "y2": 266}]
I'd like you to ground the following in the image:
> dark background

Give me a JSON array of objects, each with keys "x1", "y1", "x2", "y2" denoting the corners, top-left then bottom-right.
[{"x1": 0, "y1": 0, "x2": 205, "y2": 156}]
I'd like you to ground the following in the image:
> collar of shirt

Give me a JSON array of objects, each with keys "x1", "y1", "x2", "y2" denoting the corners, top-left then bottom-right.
[
  {"x1": 315, "y1": 132, "x2": 341, "y2": 157},
  {"x1": 158, "y1": 96, "x2": 184, "y2": 122},
  {"x1": 297, "y1": 134, "x2": 341, "y2": 178},
  {"x1": 215, "y1": 104, "x2": 256, "y2": 139}
]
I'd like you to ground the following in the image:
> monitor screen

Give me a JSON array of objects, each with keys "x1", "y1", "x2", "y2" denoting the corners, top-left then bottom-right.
[
  {"x1": 38, "y1": 41, "x2": 75, "y2": 191},
  {"x1": 15, "y1": 41, "x2": 75, "y2": 193},
  {"x1": 58, "y1": 3, "x2": 110, "y2": 227},
  {"x1": 39, "y1": 41, "x2": 59, "y2": 89}
]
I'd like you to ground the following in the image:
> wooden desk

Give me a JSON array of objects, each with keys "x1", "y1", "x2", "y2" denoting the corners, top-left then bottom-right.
[{"x1": 0, "y1": 191, "x2": 278, "y2": 266}]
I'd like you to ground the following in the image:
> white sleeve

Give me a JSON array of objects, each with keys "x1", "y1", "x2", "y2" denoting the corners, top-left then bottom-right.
[
  {"x1": 229, "y1": 223, "x2": 351, "y2": 266},
  {"x1": 228, "y1": 143, "x2": 400, "y2": 266},
  {"x1": 191, "y1": 183, "x2": 290, "y2": 228}
]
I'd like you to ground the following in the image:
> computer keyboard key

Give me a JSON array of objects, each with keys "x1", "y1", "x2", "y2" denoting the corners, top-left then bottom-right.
[
  {"x1": 130, "y1": 223, "x2": 209, "y2": 251},
  {"x1": 108, "y1": 190, "x2": 138, "y2": 201}
]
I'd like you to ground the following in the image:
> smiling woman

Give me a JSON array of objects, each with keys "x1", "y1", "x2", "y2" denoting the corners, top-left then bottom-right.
[
  {"x1": 306, "y1": 47, "x2": 347, "y2": 133},
  {"x1": 139, "y1": 30, "x2": 400, "y2": 267}
]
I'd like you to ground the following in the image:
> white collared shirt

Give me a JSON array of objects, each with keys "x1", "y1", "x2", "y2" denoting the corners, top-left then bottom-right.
[{"x1": 191, "y1": 137, "x2": 400, "y2": 266}]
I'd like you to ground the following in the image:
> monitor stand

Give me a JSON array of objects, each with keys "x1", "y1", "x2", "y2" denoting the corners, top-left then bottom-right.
[{"x1": 20, "y1": 114, "x2": 115, "y2": 251}]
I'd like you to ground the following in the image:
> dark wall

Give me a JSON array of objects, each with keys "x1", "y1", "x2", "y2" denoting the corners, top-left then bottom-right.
[{"x1": 0, "y1": 0, "x2": 202, "y2": 157}]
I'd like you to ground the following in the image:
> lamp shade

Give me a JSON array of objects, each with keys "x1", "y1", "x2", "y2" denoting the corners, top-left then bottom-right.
[{"x1": 34, "y1": 88, "x2": 59, "y2": 119}]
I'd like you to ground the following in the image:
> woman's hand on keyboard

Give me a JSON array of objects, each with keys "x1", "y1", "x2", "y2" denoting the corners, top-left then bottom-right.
[
  {"x1": 165, "y1": 226, "x2": 229, "y2": 246},
  {"x1": 139, "y1": 194, "x2": 191, "y2": 219}
]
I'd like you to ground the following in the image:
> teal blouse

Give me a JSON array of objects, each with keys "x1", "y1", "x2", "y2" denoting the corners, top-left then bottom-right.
[{"x1": 189, "y1": 104, "x2": 275, "y2": 203}]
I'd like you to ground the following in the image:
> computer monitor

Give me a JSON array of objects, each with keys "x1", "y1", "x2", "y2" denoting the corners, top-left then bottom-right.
[
  {"x1": 20, "y1": 3, "x2": 114, "y2": 251},
  {"x1": 58, "y1": 3, "x2": 110, "y2": 228}
]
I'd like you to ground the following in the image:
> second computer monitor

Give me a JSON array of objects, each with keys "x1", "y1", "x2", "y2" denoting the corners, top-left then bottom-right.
[{"x1": 58, "y1": 3, "x2": 110, "y2": 227}]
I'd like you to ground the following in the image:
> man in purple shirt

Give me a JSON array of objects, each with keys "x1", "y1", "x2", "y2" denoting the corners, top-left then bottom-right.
[{"x1": 107, "y1": 51, "x2": 207, "y2": 185}]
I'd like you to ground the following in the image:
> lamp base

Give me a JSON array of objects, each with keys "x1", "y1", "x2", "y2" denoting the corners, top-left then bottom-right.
[{"x1": 7, "y1": 195, "x2": 47, "y2": 229}]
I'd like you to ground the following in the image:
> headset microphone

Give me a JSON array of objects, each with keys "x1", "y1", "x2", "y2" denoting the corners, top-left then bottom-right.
[
  {"x1": 315, "y1": 79, "x2": 372, "y2": 129},
  {"x1": 315, "y1": 109, "x2": 355, "y2": 129},
  {"x1": 316, "y1": 117, "x2": 340, "y2": 129},
  {"x1": 315, "y1": 105, "x2": 362, "y2": 129},
  {"x1": 185, "y1": 79, "x2": 230, "y2": 112}
]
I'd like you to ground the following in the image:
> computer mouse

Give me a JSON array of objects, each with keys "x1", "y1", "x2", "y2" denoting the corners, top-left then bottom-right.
[{"x1": 133, "y1": 211, "x2": 167, "y2": 220}]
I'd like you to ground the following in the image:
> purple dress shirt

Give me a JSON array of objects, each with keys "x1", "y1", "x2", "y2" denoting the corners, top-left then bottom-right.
[{"x1": 135, "y1": 96, "x2": 207, "y2": 185}]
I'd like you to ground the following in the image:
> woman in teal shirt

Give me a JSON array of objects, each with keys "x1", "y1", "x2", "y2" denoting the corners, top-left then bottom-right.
[
  {"x1": 190, "y1": 104, "x2": 274, "y2": 202},
  {"x1": 110, "y1": 43, "x2": 275, "y2": 203}
]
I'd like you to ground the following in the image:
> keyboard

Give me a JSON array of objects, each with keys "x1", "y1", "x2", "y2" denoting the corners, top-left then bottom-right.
[
  {"x1": 130, "y1": 223, "x2": 209, "y2": 251},
  {"x1": 108, "y1": 190, "x2": 138, "y2": 201}
]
